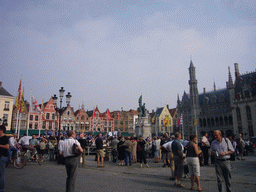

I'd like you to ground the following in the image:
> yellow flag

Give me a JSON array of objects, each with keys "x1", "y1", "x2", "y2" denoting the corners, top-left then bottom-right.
[
  {"x1": 194, "y1": 115, "x2": 197, "y2": 126},
  {"x1": 21, "y1": 86, "x2": 25, "y2": 112},
  {"x1": 164, "y1": 115, "x2": 169, "y2": 126}
]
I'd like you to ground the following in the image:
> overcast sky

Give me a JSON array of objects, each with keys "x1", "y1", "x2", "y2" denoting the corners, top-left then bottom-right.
[{"x1": 1, "y1": 0, "x2": 256, "y2": 113}]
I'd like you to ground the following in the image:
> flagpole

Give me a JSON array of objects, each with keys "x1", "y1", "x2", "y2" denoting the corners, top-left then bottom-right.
[
  {"x1": 26, "y1": 90, "x2": 32, "y2": 136},
  {"x1": 18, "y1": 112, "x2": 21, "y2": 138},
  {"x1": 15, "y1": 110, "x2": 19, "y2": 134}
]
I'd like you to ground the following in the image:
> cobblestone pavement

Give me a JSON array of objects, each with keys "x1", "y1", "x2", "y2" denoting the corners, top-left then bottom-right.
[{"x1": 6, "y1": 154, "x2": 256, "y2": 192}]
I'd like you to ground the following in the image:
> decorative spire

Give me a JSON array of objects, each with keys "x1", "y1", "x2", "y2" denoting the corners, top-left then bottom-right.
[
  {"x1": 214, "y1": 82, "x2": 216, "y2": 91},
  {"x1": 177, "y1": 94, "x2": 180, "y2": 104},
  {"x1": 189, "y1": 56, "x2": 194, "y2": 68},
  {"x1": 228, "y1": 66, "x2": 233, "y2": 83}
]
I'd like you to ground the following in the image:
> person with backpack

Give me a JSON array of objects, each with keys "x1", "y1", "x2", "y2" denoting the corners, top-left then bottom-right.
[{"x1": 211, "y1": 130, "x2": 235, "y2": 192}]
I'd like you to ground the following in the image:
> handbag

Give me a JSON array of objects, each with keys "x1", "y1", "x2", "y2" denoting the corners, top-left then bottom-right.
[{"x1": 73, "y1": 143, "x2": 82, "y2": 156}]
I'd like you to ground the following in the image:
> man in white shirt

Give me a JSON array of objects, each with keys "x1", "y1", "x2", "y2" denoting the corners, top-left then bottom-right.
[
  {"x1": 8, "y1": 133, "x2": 17, "y2": 162},
  {"x1": 18, "y1": 134, "x2": 37, "y2": 160},
  {"x1": 201, "y1": 132, "x2": 210, "y2": 165},
  {"x1": 163, "y1": 137, "x2": 175, "y2": 180},
  {"x1": 59, "y1": 130, "x2": 83, "y2": 192}
]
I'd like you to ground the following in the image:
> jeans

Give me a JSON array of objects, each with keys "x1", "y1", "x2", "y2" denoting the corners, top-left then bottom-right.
[
  {"x1": 0, "y1": 156, "x2": 8, "y2": 192},
  {"x1": 7, "y1": 146, "x2": 17, "y2": 162},
  {"x1": 125, "y1": 151, "x2": 132, "y2": 166},
  {"x1": 49, "y1": 149, "x2": 55, "y2": 161}
]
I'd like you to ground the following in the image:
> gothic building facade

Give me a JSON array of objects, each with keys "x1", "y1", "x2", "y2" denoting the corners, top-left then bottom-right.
[{"x1": 178, "y1": 61, "x2": 256, "y2": 140}]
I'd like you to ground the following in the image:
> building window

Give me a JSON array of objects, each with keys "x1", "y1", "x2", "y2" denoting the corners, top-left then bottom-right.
[
  {"x1": 207, "y1": 118, "x2": 211, "y2": 127},
  {"x1": 203, "y1": 119, "x2": 206, "y2": 127},
  {"x1": 30, "y1": 115, "x2": 33, "y2": 121},
  {"x1": 46, "y1": 113, "x2": 50, "y2": 120},
  {"x1": 29, "y1": 123, "x2": 33, "y2": 129},
  {"x1": 4, "y1": 101, "x2": 10, "y2": 110},
  {"x1": 248, "y1": 124, "x2": 254, "y2": 137},
  {"x1": 55, "y1": 122, "x2": 58, "y2": 129},
  {"x1": 34, "y1": 123, "x2": 38, "y2": 129},
  {"x1": 81, "y1": 115, "x2": 84, "y2": 120},
  {"x1": 211, "y1": 118, "x2": 215, "y2": 127},
  {"x1": 67, "y1": 111, "x2": 70, "y2": 116},
  {"x1": 49, "y1": 122, "x2": 52, "y2": 129},
  {"x1": 224, "y1": 116, "x2": 228, "y2": 125},
  {"x1": 236, "y1": 108, "x2": 241, "y2": 122},
  {"x1": 52, "y1": 113, "x2": 55, "y2": 120},
  {"x1": 42, "y1": 121, "x2": 46, "y2": 129},
  {"x1": 229, "y1": 116, "x2": 233, "y2": 125},
  {"x1": 3, "y1": 114, "x2": 8, "y2": 120},
  {"x1": 220, "y1": 117, "x2": 224, "y2": 126},
  {"x1": 215, "y1": 117, "x2": 219, "y2": 126},
  {"x1": 35, "y1": 115, "x2": 38, "y2": 121},
  {"x1": 244, "y1": 90, "x2": 250, "y2": 98},
  {"x1": 246, "y1": 106, "x2": 252, "y2": 121}
]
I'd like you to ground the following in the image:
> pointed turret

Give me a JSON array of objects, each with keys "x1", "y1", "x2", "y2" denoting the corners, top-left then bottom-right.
[
  {"x1": 226, "y1": 66, "x2": 234, "y2": 89},
  {"x1": 234, "y1": 63, "x2": 240, "y2": 79}
]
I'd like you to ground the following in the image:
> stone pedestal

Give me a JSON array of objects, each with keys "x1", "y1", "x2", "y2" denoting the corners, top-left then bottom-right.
[{"x1": 135, "y1": 114, "x2": 151, "y2": 140}]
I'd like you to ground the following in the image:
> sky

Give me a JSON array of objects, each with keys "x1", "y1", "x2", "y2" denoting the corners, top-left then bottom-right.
[{"x1": 1, "y1": 0, "x2": 256, "y2": 113}]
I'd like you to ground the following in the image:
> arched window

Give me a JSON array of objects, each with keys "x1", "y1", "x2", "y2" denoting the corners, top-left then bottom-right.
[
  {"x1": 215, "y1": 117, "x2": 219, "y2": 126},
  {"x1": 211, "y1": 118, "x2": 215, "y2": 127},
  {"x1": 81, "y1": 115, "x2": 85, "y2": 120},
  {"x1": 246, "y1": 106, "x2": 252, "y2": 121},
  {"x1": 199, "y1": 119, "x2": 203, "y2": 127},
  {"x1": 236, "y1": 108, "x2": 241, "y2": 122},
  {"x1": 203, "y1": 118, "x2": 206, "y2": 127},
  {"x1": 207, "y1": 118, "x2": 211, "y2": 127},
  {"x1": 229, "y1": 116, "x2": 233, "y2": 125},
  {"x1": 220, "y1": 117, "x2": 223, "y2": 126},
  {"x1": 224, "y1": 116, "x2": 228, "y2": 125}
]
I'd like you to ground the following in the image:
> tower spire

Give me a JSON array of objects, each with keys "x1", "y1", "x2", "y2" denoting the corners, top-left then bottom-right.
[{"x1": 214, "y1": 82, "x2": 216, "y2": 91}]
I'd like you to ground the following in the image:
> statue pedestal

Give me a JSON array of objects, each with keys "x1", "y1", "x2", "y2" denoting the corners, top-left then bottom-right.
[{"x1": 135, "y1": 114, "x2": 151, "y2": 140}]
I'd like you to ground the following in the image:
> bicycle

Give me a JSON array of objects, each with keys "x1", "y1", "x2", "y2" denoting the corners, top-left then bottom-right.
[{"x1": 14, "y1": 148, "x2": 42, "y2": 169}]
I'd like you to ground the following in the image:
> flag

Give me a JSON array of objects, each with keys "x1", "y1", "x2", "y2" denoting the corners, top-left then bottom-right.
[
  {"x1": 93, "y1": 108, "x2": 96, "y2": 118},
  {"x1": 152, "y1": 116, "x2": 155, "y2": 124},
  {"x1": 31, "y1": 95, "x2": 43, "y2": 113},
  {"x1": 41, "y1": 98, "x2": 45, "y2": 120},
  {"x1": 15, "y1": 78, "x2": 22, "y2": 111},
  {"x1": 78, "y1": 105, "x2": 81, "y2": 116},
  {"x1": 107, "y1": 109, "x2": 111, "y2": 119},
  {"x1": 176, "y1": 114, "x2": 183, "y2": 128},
  {"x1": 21, "y1": 85, "x2": 25, "y2": 112},
  {"x1": 164, "y1": 115, "x2": 169, "y2": 126},
  {"x1": 117, "y1": 112, "x2": 120, "y2": 120},
  {"x1": 194, "y1": 114, "x2": 197, "y2": 126}
]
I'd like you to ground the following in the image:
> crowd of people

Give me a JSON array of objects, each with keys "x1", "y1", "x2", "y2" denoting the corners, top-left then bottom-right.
[{"x1": 0, "y1": 126, "x2": 255, "y2": 192}]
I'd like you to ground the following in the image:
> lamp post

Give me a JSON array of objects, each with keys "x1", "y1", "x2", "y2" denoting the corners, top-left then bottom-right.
[{"x1": 52, "y1": 87, "x2": 72, "y2": 140}]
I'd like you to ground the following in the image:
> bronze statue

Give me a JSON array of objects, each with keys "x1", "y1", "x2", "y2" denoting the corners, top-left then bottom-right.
[{"x1": 137, "y1": 95, "x2": 146, "y2": 117}]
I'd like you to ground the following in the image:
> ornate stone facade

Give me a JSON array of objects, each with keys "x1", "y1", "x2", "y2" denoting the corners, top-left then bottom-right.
[{"x1": 178, "y1": 61, "x2": 255, "y2": 139}]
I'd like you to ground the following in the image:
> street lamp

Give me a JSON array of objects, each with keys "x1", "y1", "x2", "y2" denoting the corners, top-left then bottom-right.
[{"x1": 52, "y1": 87, "x2": 72, "y2": 139}]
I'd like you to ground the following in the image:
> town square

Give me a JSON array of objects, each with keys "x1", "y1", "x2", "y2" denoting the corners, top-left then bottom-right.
[{"x1": 1, "y1": 0, "x2": 256, "y2": 192}]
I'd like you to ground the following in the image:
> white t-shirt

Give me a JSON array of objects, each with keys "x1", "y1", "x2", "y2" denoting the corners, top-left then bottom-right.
[
  {"x1": 19, "y1": 136, "x2": 32, "y2": 146},
  {"x1": 163, "y1": 141, "x2": 174, "y2": 151},
  {"x1": 201, "y1": 136, "x2": 210, "y2": 147}
]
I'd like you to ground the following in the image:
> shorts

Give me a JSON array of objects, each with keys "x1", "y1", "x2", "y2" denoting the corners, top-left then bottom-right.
[
  {"x1": 97, "y1": 149, "x2": 105, "y2": 158},
  {"x1": 187, "y1": 157, "x2": 200, "y2": 177},
  {"x1": 39, "y1": 149, "x2": 47, "y2": 155},
  {"x1": 162, "y1": 152, "x2": 169, "y2": 160},
  {"x1": 154, "y1": 150, "x2": 159, "y2": 158},
  {"x1": 174, "y1": 155, "x2": 184, "y2": 178}
]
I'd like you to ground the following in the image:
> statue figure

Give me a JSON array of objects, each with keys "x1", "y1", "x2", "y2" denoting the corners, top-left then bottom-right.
[{"x1": 137, "y1": 95, "x2": 147, "y2": 117}]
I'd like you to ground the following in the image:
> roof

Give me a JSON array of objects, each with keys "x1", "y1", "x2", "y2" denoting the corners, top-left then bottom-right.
[
  {"x1": 169, "y1": 108, "x2": 177, "y2": 117},
  {"x1": 198, "y1": 88, "x2": 229, "y2": 106},
  {"x1": 234, "y1": 71, "x2": 256, "y2": 97},
  {"x1": 155, "y1": 107, "x2": 163, "y2": 117},
  {"x1": 0, "y1": 84, "x2": 13, "y2": 97}
]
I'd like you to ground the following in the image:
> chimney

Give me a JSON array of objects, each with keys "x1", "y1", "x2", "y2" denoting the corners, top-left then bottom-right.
[
  {"x1": 0, "y1": 82, "x2": 2, "y2": 87},
  {"x1": 234, "y1": 63, "x2": 240, "y2": 79},
  {"x1": 167, "y1": 105, "x2": 169, "y2": 109},
  {"x1": 203, "y1": 88, "x2": 206, "y2": 94}
]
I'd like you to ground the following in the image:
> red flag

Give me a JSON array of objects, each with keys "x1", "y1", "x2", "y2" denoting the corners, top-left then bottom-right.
[
  {"x1": 93, "y1": 108, "x2": 96, "y2": 118},
  {"x1": 107, "y1": 109, "x2": 111, "y2": 119},
  {"x1": 117, "y1": 112, "x2": 120, "y2": 120},
  {"x1": 79, "y1": 105, "x2": 81, "y2": 116},
  {"x1": 41, "y1": 98, "x2": 45, "y2": 120}
]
